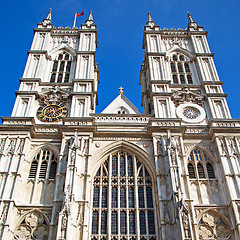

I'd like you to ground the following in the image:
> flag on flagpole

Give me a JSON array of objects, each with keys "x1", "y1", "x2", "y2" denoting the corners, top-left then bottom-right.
[
  {"x1": 73, "y1": 11, "x2": 84, "y2": 28},
  {"x1": 76, "y1": 11, "x2": 84, "y2": 17}
]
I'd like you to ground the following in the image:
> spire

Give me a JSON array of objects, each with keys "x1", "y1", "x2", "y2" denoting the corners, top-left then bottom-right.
[
  {"x1": 187, "y1": 11, "x2": 194, "y2": 24},
  {"x1": 84, "y1": 10, "x2": 95, "y2": 26},
  {"x1": 46, "y1": 8, "x2": 52, "y2": 21},
  {"x1": 187, "y1": 11, "x2": 203, "y2": 31},
  {"x1": 38, "y1": 9, "x2": 53, "y2": 28},
  {"x1": 88, "y1": 10, "x2": 93, "y2": 21},
  {"x1": 148, "y1": 11, "x2": 153, "y2": 22},
  {"x1": 145, "y1": 11, "x2": 156, "y2": 28},
  {"x1": 144, "y1": 11, "x2": 160, "y2": 31}
]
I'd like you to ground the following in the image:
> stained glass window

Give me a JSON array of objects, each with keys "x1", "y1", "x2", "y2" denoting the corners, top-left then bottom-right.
[
  {"x1": 138, "y1": 187, "x2": 145, "y2": 208},
  {"x1": 91, "y1": 151, "x2": 156, "y2": 238},
  {"x1": 112, "y1": 187, "x2": 118, "y2": 208},
  {"x1": 93, "y1": 187, "x2": 99, "y2": 208},
  {"x1": 101, "y1": 211, "x2": 107, "y2": 234},
  {"x1": 92, "y1": 211, "x2": 99, "y2": 234},
  {"x1": 140, "y1": 211, "x2": 146, "y2": 235},
  {"x1": 120, "y1": 187, "x2": 126, "y2": 208},
  {"x1": 111, "y1": 211, "x2": 118, "y2": 234},
  {"x1": 128, "y1": 187, "x2": 134, "y2": 208},
  {"x1": 120, "y1": 211, "x2": 127, "y2": 234},
  {"x1": 129, "y1": 211, "x2": 136, "y2": 234}
]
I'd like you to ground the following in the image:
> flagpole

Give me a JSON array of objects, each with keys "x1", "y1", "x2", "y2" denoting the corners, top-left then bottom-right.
[{"x1": 73, "y1": 12, "x2": 77, "y2": 28}]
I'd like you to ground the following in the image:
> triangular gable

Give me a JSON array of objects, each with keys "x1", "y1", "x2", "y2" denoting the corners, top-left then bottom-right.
[{"x1": 101, "y1": 94, "x2": 141, "y2": 114}]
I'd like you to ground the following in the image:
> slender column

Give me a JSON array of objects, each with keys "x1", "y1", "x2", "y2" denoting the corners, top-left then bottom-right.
[{"x1": 49, "y1": 135, "x2": 66, "y2": 240}]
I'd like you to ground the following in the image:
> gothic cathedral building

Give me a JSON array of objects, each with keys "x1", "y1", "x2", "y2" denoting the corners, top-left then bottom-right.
[{"x1": 0, "y1": 9, "x2": 239, "y2": 240}]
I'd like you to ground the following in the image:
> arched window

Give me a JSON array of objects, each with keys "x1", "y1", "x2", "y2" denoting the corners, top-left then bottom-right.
[
  {"x1": 188, "y1": 148, "x2": 220, "y2": 204},
  {"x1": 91, "y1": 151, "x2": 157, "y2": 239},
  {"x1": 170, "y1": 54, "x2": 193, "y2": 84},
  {"x1": 28, "y1": 149, "x2": 58, "y2": 180},
  {"x1": 29, "y1": 160, "x2": 38, "y2": 178},
  {"x1": 50, "y1": 52, "x2": 73, "y2": 83},
  {"x1": 187, "y1": 163, "x2": 195, "y2": 179}
]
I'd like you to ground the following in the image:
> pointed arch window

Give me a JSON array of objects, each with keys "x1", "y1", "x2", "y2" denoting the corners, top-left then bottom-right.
[
  {"x1": 170, "y1": 54, "x2": 193, "y2": 84},
  {"x1": 28, "y1": 149, "x2": 58, "y2": 180},
  {"x1": 187, "y1": 148, "x2": 221, "y2": 204},
  {"x1": 50, "y1": 52, "x2": 73, "y2": 83},
  {"x1": 91, "y1": 151, "x2": 157, "y2": 239}
]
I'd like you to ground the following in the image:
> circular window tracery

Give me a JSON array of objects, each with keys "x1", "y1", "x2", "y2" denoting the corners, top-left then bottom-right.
[
  {"x1": 183, "y1": 107, "x2": 200, "y2": 119},
  {"x1": 176, "y1": 103, "x2": 206, "y2": 123}
]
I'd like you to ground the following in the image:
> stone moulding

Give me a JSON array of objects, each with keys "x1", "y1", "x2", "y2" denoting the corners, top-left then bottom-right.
[{"x1": 94, "y1": 115, "x2": 150, "y2": 124}]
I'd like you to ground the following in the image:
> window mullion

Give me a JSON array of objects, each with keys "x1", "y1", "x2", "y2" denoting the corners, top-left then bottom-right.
[
  {"x1": 108, "y1": 154, "x2": 112, "y2": 240},
  {"x1": 133, "y1": 154, "x2": 140, "y2": 238},
  {"x1": 117, "y1": 152, "x2": 120, "y2": 236},
  {"x1": 97, "y1": 165, "x2": 103, "y2": 236},
  {"x1": 195, "y1": 159, "x2": 203, "y2": 204}
]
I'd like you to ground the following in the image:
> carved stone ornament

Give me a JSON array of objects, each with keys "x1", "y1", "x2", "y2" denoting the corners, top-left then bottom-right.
[
  {"x1": 197, "y1": 211, "x2": 232, "y2": 239},
  {"x1": 172, "y1": 87, "x2": 203, "y2": 106},
  {"x1": 37, "y1": 85, "x2": 70, "y2": 103},
  {"x1": 14, "y1": 211, "x2": 49, "y2": 240}
]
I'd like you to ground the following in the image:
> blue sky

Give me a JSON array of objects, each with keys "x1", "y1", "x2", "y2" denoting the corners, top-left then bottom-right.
[{"x1": 1, "y1": 0, "x2": 240, "y2": 118}]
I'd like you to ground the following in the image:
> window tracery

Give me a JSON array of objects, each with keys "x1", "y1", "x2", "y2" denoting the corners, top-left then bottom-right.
[
  {"x1": 91, "y1": 151, "x2": 156, "y2": 240},
  {"x1": 28, "y1": 149, "x2": 58, "y2": 180},
  {"x1": 14, "y1": 211, "x2": 49, "y2": 240},
  {"x1": 198, "y1": 211, "x2": 232, "y2": 239},
  {"x1": 170, "y1": 54, "x2": 193, "y2": 84},
  {"x1": 50, "y1": 52, "x2": 73, "y2": 83},
  {"x1": 187, "y1": 148, "x2": 220, "y2": 204}
]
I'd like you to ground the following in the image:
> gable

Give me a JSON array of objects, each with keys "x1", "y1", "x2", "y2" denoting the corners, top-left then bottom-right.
[{"x1": 101, "y1": 94, "x2": 141, "y2": 114}]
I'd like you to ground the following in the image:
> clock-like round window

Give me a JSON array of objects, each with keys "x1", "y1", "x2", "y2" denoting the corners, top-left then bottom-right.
[
  {"x1": 183, "y1": 107, "x2": 200, "y2": 119},
  {"x1": 176, "y1": 103, "x2": 206, "y2": 123}
]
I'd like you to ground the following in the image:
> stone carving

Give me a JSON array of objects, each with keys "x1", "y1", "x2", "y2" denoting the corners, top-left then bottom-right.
[
  {"x1": 6, "y1": 139, "x2": 17, "y2": 155},
  {"x1": 197, "y1": 211, "x2": 232, "y2": 239},
  {"x1": 51, "y1": 35, "x2": 78, "y2": 49},
  {"x1": 181, "y1": 204, "x2": 191, "y2": 239},
  {"x1": 172, "y1": 87, "x2": 203, "y2": 106},
  {"x1": 14, "y1": 211, "x2": 49, "y2": 240},
  {"x1": 0, "y1": 202, "x2": 9, "y2": 238},
  {"x1": 219, "y1": 138, "x2": 228, "y2": 157},
  {"x1": 163, "y1": 202, "x2": 171, "y2": 224},
  {"x1": 157, "y1": 137, "x2": 165, "y2": 156},
  {"x1": 227, "y1": 138, "x2": 239, "y2": 156},
  {"x1": 16, "y1": 139, "x2": 25, "y2": 155},
  {"x1": 38, "y1": 85, "x2": 71, "y2": 103},
  {"x1": 0, "y1": 138, "x2": 6, "y2": 155}
]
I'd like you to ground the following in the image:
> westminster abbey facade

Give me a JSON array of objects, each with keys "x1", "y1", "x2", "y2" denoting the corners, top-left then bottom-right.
[{"x1": 0, "y1": 9, "x2": 239, "y2": 240}]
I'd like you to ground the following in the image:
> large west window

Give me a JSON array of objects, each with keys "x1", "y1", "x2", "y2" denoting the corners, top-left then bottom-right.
[{"x1": 91, "y1": 151, "x2": 157, "y2": 240}]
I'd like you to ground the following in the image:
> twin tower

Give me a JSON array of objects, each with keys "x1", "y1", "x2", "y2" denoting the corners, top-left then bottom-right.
[{"x1": 0, "y1": 9, "x2": 239, "y2": 240}]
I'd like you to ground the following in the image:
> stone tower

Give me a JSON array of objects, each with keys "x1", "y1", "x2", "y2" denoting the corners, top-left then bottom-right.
[{"x1": 0, "y1": 10, "x2": 240, "y2": 240}]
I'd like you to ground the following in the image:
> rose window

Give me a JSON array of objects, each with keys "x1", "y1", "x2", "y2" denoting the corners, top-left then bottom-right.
[{"x1": 183, "y1": 107, "x2": 200, "y2": 119}]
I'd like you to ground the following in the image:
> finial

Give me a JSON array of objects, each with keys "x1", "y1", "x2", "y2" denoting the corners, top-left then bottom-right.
[
  {"x1": 119, "y1": 86, "x2": 124, "y2": 94},
  {"x1": 46, "y1": 8, "x2": 52, "y2": 21},
  {"x1": 88, "y1": 10, "x2": 93, "y2": 21},
  {"x1": 148, "y1": 11, "x2": 153, "y2": 22},
  {"x1": 187, "y1": 11, "x2": 194, "y2": 24},
  {"x1": 145, "y1": 11, "x2": 156, "y2": 28},
  {"x1": 83, "y1": 10, "x2": 95, "y2": 26}
]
